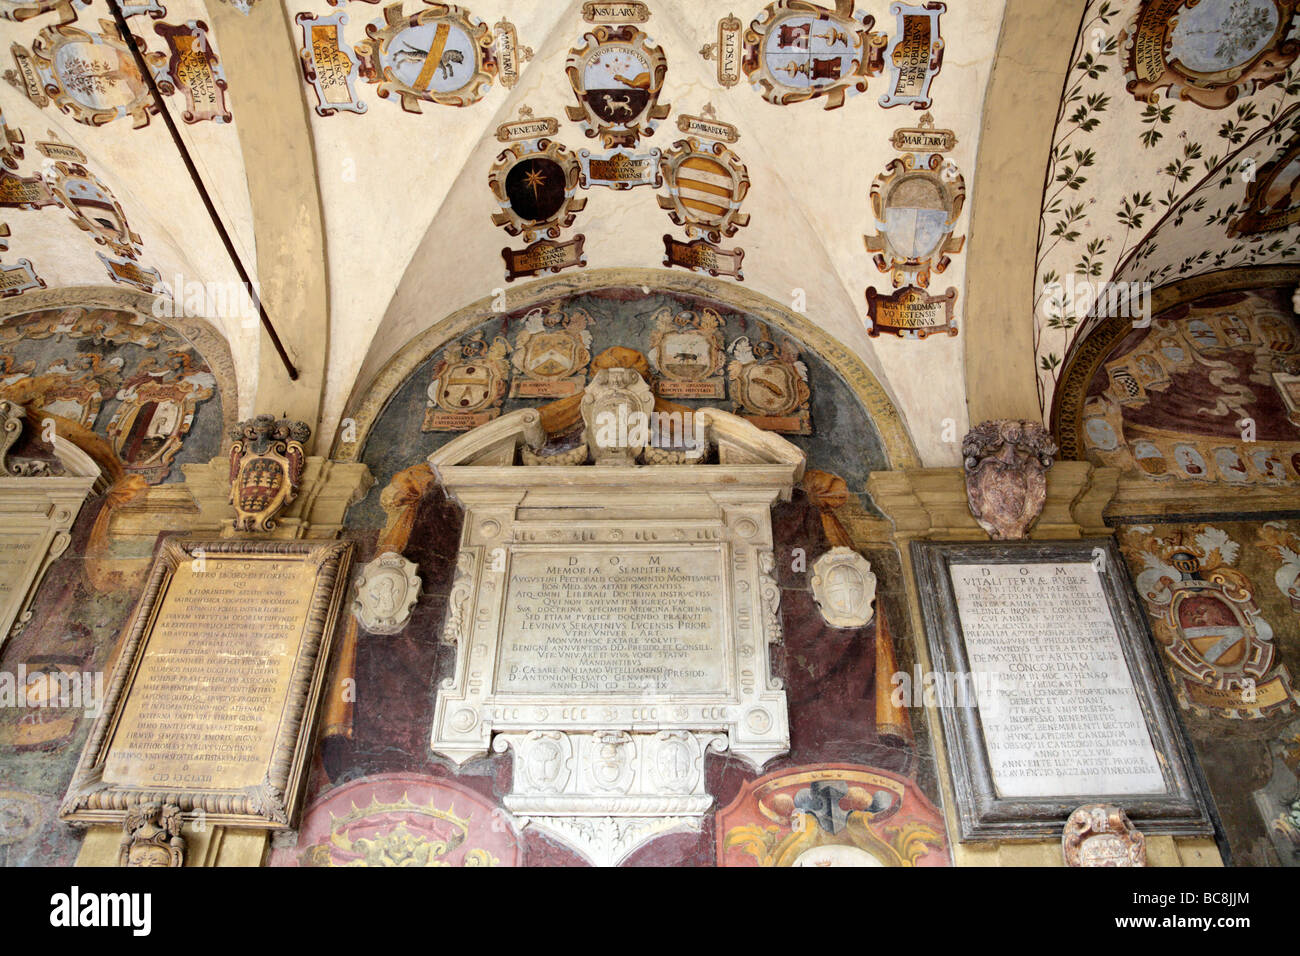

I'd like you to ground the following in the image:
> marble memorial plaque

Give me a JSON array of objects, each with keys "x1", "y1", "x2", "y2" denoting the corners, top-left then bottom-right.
[
  {"x1": 426, "y1": 388, "x2": 805, "y2": 864},
  {"x1": 0, "y1": 531, "x2": 47, "y2": 633},
  {"x1": 0, "y1": 475, "x2": 95, "y2": 652},
  {"x1": 61, "y1": 538, "x2": 352, "y2": 828},
  {"x1": 948, "y1": 561, "x2": 1164, "y2": 799},
  {"x1": 496, "y1": 547, "x2": 728, "y2": 697},
  {"x1": 914, "y1": 538, "x2": 1212, "y2": 841}
]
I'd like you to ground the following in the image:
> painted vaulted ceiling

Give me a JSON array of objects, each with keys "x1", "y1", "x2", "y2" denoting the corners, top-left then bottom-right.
[{"x1": 0, "y1": 0, "x2": 1296, "y2": 468}]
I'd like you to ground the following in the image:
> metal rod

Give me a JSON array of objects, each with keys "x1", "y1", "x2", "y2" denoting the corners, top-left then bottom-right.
[{"x1": 107, "y1": 0, "x2": 300, "y2": 381}]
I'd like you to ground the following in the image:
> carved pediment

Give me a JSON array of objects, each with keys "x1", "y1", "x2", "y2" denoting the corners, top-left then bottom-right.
[{"x1": 428, "y1": 366, "x2": 806, "y2": 485}]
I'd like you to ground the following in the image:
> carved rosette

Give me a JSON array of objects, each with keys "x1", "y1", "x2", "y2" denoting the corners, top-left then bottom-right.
[
  {"x1": 227, "y1": 415, "x2": 311, "y2": 533},
  {"x1": 1062, "y1": 804, "x2": 1147, "y2": 867},
  {"x1": 961, "y1": 419, "x2": 1057, "y2": 540}
]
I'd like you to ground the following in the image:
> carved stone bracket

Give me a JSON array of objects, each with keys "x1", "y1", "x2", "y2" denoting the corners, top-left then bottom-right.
[
  {"x1": 493, "y1": 730, "x2": 726, "y2": 866},
  {"x1": 173, "y1": 455, "x2": 373, "y2": 540},
  {"x1": 119, "y1": 803, "x2": 185, "y2": 867},
  {"x1": 962, "y1": 419, "x2": 1058, "y2": 540}
]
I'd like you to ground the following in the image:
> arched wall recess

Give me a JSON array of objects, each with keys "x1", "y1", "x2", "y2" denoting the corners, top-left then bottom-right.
[
  {"x1": 0, "y1": 285, "x2": 240, "y2": 445},
  {"x1": 334, "y1": 268, "x2": 920, "y2": 471},
  {"x1": 1052, "y1": 264, "x2": 1300, "y2": 463}
]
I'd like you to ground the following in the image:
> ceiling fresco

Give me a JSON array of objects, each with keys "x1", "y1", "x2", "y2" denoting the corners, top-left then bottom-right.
[
  {"x1": 1, "y1": 0, "x2": 1294, "y2": 470},
  {"x1": 0, "y1": 0, "x2": 1013, "y2": 469},
  {"x1": 0, "y1": 0, "x2": 258, "y2": 411},
  {"x1": 1037, "y1": 0, "x2": 1300, "y2": 416}
]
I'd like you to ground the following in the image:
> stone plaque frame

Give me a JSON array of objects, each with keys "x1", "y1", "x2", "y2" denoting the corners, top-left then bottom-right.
[
  {"x1": 913, "y1": 538, "x2": 1213, "y2": 841},
  {"x1": 0, "y1": 472, "x2": 96, "y2": 652},
  {"x1": 428, "y1": 400, "x2": 803, "y2": 864},
  {"x1": 430, "y1": 406, "x2": 800, "y2": 771},
  {"x1": 60, "y1": 537, "x2": 353, "y2": 829}
]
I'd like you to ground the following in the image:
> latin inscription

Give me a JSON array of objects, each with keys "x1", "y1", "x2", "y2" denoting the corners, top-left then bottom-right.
[
  {"x1": 0, "y1": 533, "x2": 41, "y2": 609},
  {"x1": 103, "y1": 556, "x2": 316, "y2": 791},
  {"x1": 496, "y1": 548, "x2": 727, "y2": 696},
  {"x1": 950, "y1": 562, "x2": 1165, "y2": 799}
]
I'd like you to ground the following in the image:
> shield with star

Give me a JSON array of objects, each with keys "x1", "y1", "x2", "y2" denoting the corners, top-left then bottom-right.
[{"x1": 488, "y1": 138, "x2": 586, "y2": 243}]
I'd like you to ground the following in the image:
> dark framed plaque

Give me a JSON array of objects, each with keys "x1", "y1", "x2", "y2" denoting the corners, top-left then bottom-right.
[
  {"x1": 913, "y1": 537, "x2": 1212, "y2": 841},
  {"x1": 60, "y1": 537, "x2": 353, "y2": 828}
]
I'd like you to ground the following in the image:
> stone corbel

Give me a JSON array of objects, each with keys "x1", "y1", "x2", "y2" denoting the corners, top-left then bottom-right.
[
  {"x1": 121, "y1": 456, "x2": 375, "y2": 541},
  {"x1": 867, "y1": 462, "x2": 1118, "y2": 542}
]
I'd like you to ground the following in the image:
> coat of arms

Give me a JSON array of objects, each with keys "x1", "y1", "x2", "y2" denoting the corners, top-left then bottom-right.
[
  {"x1": 717, "y1": 765, "x2": 948, "y2": 867},
  {"x1": 355, "y1": 2, "x2": 497, "y2": 112},
  {"x1": 352, "y1": 551, "x2": 422, "y2": 635},
  {"x1": 13, "y1": 21, "x2": 167, "y2": 128},
  {"x1": 1120, "y1": 0, "x2": 1300, "y2": 110},
  {"x1": 657, "y1": 136, "x2": 751, "y2": 243},
  {"x1": 741, "y1": 0, "x2": 886, "y2": 111},
  {"x1": 11, "y1": 352, "x2": 121, "y2": 427},
  {"x1": 864, "y1": 117, "x2": 964, "y2": 289},
  {"x1": 648, "y1": 307, "x2": 726, "y2": 399},
  {"x1": 566, "y1": 25, "x2": 669, "y2": 148},
  {"x1": 107, "y1": 352, "x2": 215, "y2": 483},
  {"x1": 44, "y1": 161, "x2": 141, "y2": 259},
  {"x1": 489, "y1": 136, "x2": 586, "y2": 242},
  {"x1": 726, "y1": 331, "x2": 811, "y2": 433},
  {"x1": 509, "y1": 307, "x2": 592, "y2": 398},
  {"x1": 962, "y1": 419, "x2": 1057, "y2": 540},
  {"x1": 1126, "y1": 525, "x2": 1298, "y2": 719},
  {"x1": 1062, "y1": 805, "x2": 1146, "y2": 867},
  {"x1": 227, "y1": 414, "x2": 311, "y2": 533},
  {"x1": 810, "y1": 548, "x2": 876, "y2": 627},
  {"x1": 422, "y1": 331, "x2": 510, "y2": 431}
]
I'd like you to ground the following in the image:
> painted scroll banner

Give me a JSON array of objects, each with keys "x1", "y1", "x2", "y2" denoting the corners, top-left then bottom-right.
[{"x1": 865, "y1": 286, "x2": 956, "y2": 338}]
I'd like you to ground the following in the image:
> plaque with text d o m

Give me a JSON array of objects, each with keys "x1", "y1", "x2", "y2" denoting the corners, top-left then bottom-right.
[
  {"x1": 912, "y1": 538, "x2": 1213, "y2": 842},
  {"x1": 60, "y1": 537, "x2": 353, "y2": 828}
]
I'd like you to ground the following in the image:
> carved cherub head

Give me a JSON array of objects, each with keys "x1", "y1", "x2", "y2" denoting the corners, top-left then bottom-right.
[{"x1": 119, "y1": 803, "x2": 185, "y2": 868}]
